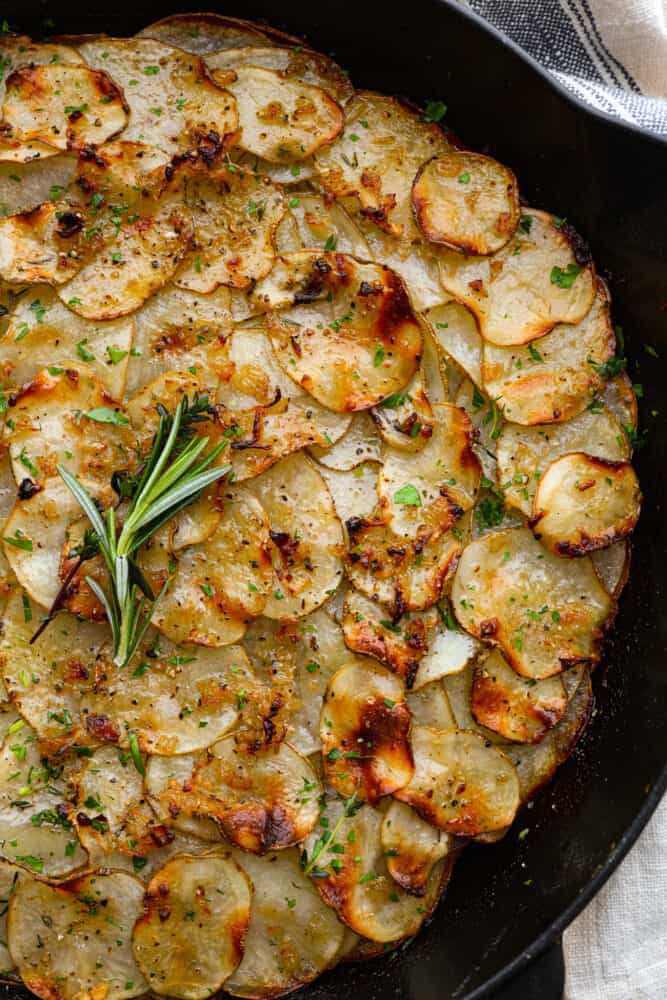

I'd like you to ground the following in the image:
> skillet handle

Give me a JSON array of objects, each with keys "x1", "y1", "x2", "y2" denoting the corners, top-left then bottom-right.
[{"x1": 490, "y1": 937, "x2": 564, "y2": 999}]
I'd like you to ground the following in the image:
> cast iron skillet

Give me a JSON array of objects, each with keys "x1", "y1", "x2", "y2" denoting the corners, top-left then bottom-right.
[{"x1": 4, "y1": 1, "x2": 667, "y2": 998}]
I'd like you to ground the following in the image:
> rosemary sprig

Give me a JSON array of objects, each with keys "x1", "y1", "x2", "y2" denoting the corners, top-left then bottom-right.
[
  {"x1": 301, "y1": 792, "x2": 362, "y2": 878},
  {"x1": 54, "y1": 394, "x2": 230, "y2": 668}
]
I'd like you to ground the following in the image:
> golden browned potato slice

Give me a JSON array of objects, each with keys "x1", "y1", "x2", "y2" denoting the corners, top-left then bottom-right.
[
  {"x1": 310, "y1": 412, "x2": 382, "y2": 470},
  {"x1": 127, "y1": 371, "x2": 205, "y2": 444},
  {"x1": 439, "y1": 210, "x2": 596, "y2": 347},
  {"x1": 441, "y1": 663, "x2": 508, "y2": 745},
  {"x1": 395, "y1": 726, "x2": 520, "y2": 835},
  {"x1": 2, "y1": 63, "x2": 128, "y2": 152},
  {"x1": 145, "y1": 753, "x2": 221, "y2": 842},
  {"x1": 320, "y1": 660, "x2": 413, "y2": 800},
  {"x1": 8, "y1": 871, "x2": 147, "y2": 1000},
  {"x1": 342, "y1": 589, "x2": 438, "y2": 687},
  {"x1": 222, "y1": 66, "x2": 343, "y2": 162},
  {"x1": 496, "y1": 405, "x2": 629, "y2": 516},
  {"x1": 427, "y1": 299, "x2": 483, "y2": 387},
  {"x1": 481, "y1": 279, "x2": 616, "y2": 424},
  {"x1": 318, "y1": 461, "x2": 379, "y2": 525},
  {"x1": 315, "y1": 91, "x2": 450, "y2": 236},
  {"x1": 0, "y1": 200, "x2": 90, "y2": 285},
  {"x1": 175, "y1": 736, "x2": 321, "y2": 852},
  {"x1": 172, "y1": 161, "x2": 286, "y2": 292},
  {"x1": 132, "y1": 854, "x2": 252, "y2": 999},
  {"x1": 225, "y1": 847, "x2": 345, "y2": 998},
  {"x1": 378, "y1": 402, "x2": 480, "y2": 539},
  {"x1": 591, "y1": 539, "x2": 630, "y2": 597},
  {"x1": 381, "y1": 799, "x2": 450, "y2": 896},
  {"x1": 0, "y1": 154, "x2": 77, "y2": 215},
  {"x1": 530, "y1": 452, "x2": 641, "y2": 556},
  {"x1": 207, "y1": 46, "x2": 354, "y2": 104},
  {"x1": 1, "y1": 286, "x2": 134, "y2": 399},
  {"x1": 0, "y1": 721, "x2": 88, "y2": 875},
  {"x1": 252, "y1": 252, "x2": 422, "y2": 412},
  {"x1": 81, "y1": 635, "x2": 256, "y2": 754},
  {"x1": 137, "y1": 13, "x2": 284, "y2": 54},
  {"x1": 78, "y1": 38, "x2": 238, "y2": 154},
  {"x1": 413, "y1": 152, "x2": 520, "y2": 255},
  {"x1": 303, "y1": 798, "x2": 444, "y2": 941},
  {"x1": 452, "y1": 527, "x2": 613, "y2": 679},
  {"x1": 245, "y1": 453, "x2": 344, "y2": 618},
  {"x1": 472, "y1": 649, "x2": 567, "y2": 744}
]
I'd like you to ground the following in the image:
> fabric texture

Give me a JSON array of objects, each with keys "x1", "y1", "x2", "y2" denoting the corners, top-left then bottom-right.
[
  {"x1": 466, "y1": 0, "x2": 667, "y2": 134},
  {"x1": 462, "y1": 2, "x2": 666, "y2": 998}
]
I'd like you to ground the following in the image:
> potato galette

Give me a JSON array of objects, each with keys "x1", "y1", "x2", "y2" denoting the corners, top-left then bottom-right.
[{"x1": 0, "y1": 13, "x2": 640, "y2": 1000}]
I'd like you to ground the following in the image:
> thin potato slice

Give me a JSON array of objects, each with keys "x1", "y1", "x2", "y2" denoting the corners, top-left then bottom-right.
[
  {"x1": 207, "y1": 47, "x2": 353, "y2": 104},
  {"x1": 602, "y1": 373, "x2": 638, "y2": 434},
  {"x1": 395, "y1": 726, "x2": 520, "y2": 835},
  {"x1": 451, "y1": 527, "x2": 613, "y2": 679},
  {"x1": 413, "y1": 152, "x2": 519, "y2": 254},
  {"x1": 222, "y1": 66, "x2": 343, "y2": 162},
  {"x1": 78, "y1": 38, "x2": 238, "y2": 154},
  {"x1": 317, "y1": 461, "x2": 379, "y2": 531},
  {"x1": 427, "y1": 300, "x2": 483, "y2": 387},
  {"x1": 530, "y1": 452, "x2": 641, "y2": 556},
  {"x1": 1, "y1": 286, "x2": 133, "y2": 399},
  {"x1": 81, "y1": 636, "x2": 256, "y2": 754},
  {"x1": 176, "y1": 736, "x2": 321, "y2": 852},
  {"x1": 253, "y1": 252, "x2": 422, "y2": 412},
  {"x1": 225, "y1": 847, "x2": 345, "y2": 998},
  {"x1": 496, "y1": 406, "x2": 629, "y2": 516},
  {"x1": 0, "y1": 154, "x2": 77, "y2": 215},
  {"x1": 481, "y1": 279, "x2": 616, "y2": 424},
  {"x1": 137, "y1": 14, "x2": 280, "y2": 53},
  {"x1": 245, "y1": 453, "x2": 344, "y2": 618},
  {"x1": 439, "y1": 210, "x2": 596, "y2": 347},
  {"x1": 310, "y1": 412, "x2": 382, "y2": 470},
  {"x1": 2, "y1": 63, "x2": 128, "y2": 152},
  {"x1": 412, "y1": 615, "x2": 481, "y2": 689},
  {"x1": 8, "y1": 871, "x2": 147, "y2": 1000},
  {"x1": 381, "y1": 800, "x2": 450, "y2": 896},
  {"x1": 592, "y1": 539, "x2": 630, "y2": 598},
  {"x1": 320, "y1": 660, "x2": 413, "y2": 801},
  {"x1": 371, "y1": 372, "x2": 436, "y2": 453},
  {"x1": 278, "y1": 191, "x2": 371, "y2": 256},
  {"x1": 173, "y1": 162, "x2": 286, "y2": 292},
  {"x1": 0, "y1": 200, "x2": 89, "y2": 285},
  {"x1": 378, "y1": 402, "x2": 480, "y2": 539},
  {"x1": 132, "y1": 854, "x2": 251, "y2": 1000},
  {"x1": 472, "y1": 649, "x2": 567, "y2": 743},
  {"x1": 314, "y1": 91, "x2": 449, "y2": 237},
  {"x1": 407, "y1": 681, "x2": 456, "y2": 729},
  {"x1": 127, "y1": 371, "x2": 205, "y2": 444},
  {"x1": 303, "y1": 798, "x2": 443, "y2": 942},
  {"x1": 0, "y1": 446, "x2": 15, "y2": 604},
  {"x1": 0, "y1": 859, "x2": 22, "y2": 976},
  {"x1": 441, "y1": 664, "x2": 507, "y2": 745},
  {"x1": 145, "y1": 754, "x2": 220, "y2": 842},
  {"x1": 0, "y1": 723, "x2": 88, "y2": 875}
]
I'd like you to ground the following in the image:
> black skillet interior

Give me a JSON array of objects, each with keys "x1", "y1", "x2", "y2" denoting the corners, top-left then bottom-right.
[{"x1": 2, "y1": 1, "x2": 667, "y2": 998}]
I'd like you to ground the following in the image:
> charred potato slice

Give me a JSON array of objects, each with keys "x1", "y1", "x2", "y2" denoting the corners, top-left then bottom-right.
[
  {"x1": 8, "y1": 871, "x2": 147, "y2": 1000},
  {"x1": 439, "y1": 209, "x2": 596, "y2": 347},
  {"x1": 530, "y1": 452, "x2": 641, "y2": 556},
  {"x1": 395, "y1": 726, "x2": 520, "y2": 835},
  {"x1": 451, "y1": 527, "x2": 613, "y2": 679},
  {"x1": 413, "y1": 152, "x2": 520, "y2": 255},
  {"x1": 472, "y1": 649, "x2": 567, "y2": 743},
  {"x1": 132, "y1": 854, "x2": 252, "y2": 999},
  {"x1": 381, "y1": 799, "x2": 450, "y2": 896},
  {"x1": 320, "y1": 660, "x2": 413, "y2": 801}
]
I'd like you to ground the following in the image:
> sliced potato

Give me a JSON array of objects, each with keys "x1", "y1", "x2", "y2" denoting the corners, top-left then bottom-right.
[
  {"x1": 173, "y1": 161, "x2": 286, "y2": 292},
  {"x1": 252, "y1": 252, "x2": 422, "y2": 412},
  {"x1": 531, "y1": 452, "x2": 640, "y2": 557},
  {"x1": 226, "y1": 846, "x2": 345, "y2": 998},
  {"x1": 441, "y1": 663, "x2": 507, "y2": 744},
  {"x1": 207, "y1": 46, "x2": 353, "y2": 104},
  {"x1": 310, "y1": 412, "x2": 382, "y2": 470},
  {"x1": 79, "y1": 38, "x2": 238, "y2": 154},
  {"x1": 0, "y1": 200, "x2": 89, "y2": 285},
  {"x1": 472, "y1": 649, "x2": 567, "y2": 743},
  {"x1": 1, "y1": 286, "x2": 133, "y2": 399},
  {"x1": 137, "y1": 13, "x2": 279, "y2": 53},
  {"x1": 2, "y1": 63, "x2": 128, "y2": 152},
  {"x1": 315, "y1": 91, "x2": 449, "y2": 236},
  {"x1": 0, "y1": 154, "x2": 77, "y2": 216},
  {"x1": 0, "y1": 859, "x2": 22, "y2": 976},
  {"x1": 222, "y1": 66, "x2": 343, "y2": 162},
  {"x1": 439, "y1": 210, "x2": 596, "y2": 347},
  {"x1": 381, "y1": 800, "x2": 450, "y2": 895},
  {"x1": 407, "y1": 682, "x2": 456, "y2": 729},
  {"x1": 0, "y1": 722, "x2": 88, "y2": 875},
  {"x1": 245, "y1": 453, "x2": 344, "y2": 618},
  {"x1": 371, "y1": 371, "x2": 436, "y2": 453},
  {"x1": 412, "y1": 615, "x2": 481, "y2": 689},
  {"x1": 127, "y1": 371, "x2": 205, "y2": 444},
  {"x1": 413, "y1": 152, "x2": 519, "y2": 255},
  {"x1": 303, "y1": 798, "x2": 443, "y2": 941},
  {"x1": 427, "y1": 300, "x2": 482, "y2": 387},
  {"x1": 175, "y1": 736, "x2": 321, "y2": 852},
  {"x1": 602, "y1": 373, "x2": 638, "y2": 434},
  {"x1": 451, "y1": 527, "x2": 613, "y2": 679},
  {"x1": 378, "y1": 402, "x2": 480, "y2": 539},
  {"x1": 145, "y1": 753, "x2": 220, "y2": 842},
  {"x1": 81, "y1": 636, "x2": 256, "y2": 754},
  {"x1": 132, "y1": 853, "x2": 251, "y2": 999},
  {"x1": 481, "y1": 279, "x2": 616, "y2": 424},
  {"x1": 496, "y1": 405, "x2": 629, "y2": 516},
  {"x1": 395, "y1": 726, "x2": 520, "y2": 835},
  {"x1": 591, "y1": 539, "x2": 630, "y2": 597},
  {"x1": 8, "y1": 871, "x2": 147, "y2": 1000},
  {"x1": 278, "y1": 191, "x2": 370, "y2": 256},
  {"x1": 320, "y1": 660, "x2": 413, "y2": 801}
]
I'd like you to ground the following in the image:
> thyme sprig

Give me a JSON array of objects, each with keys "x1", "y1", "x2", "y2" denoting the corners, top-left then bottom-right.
[
  {"x1": 301, "y1": 791, "x2": 362, "y2": 878},
  {"x1": 53, "y1": 394, "x2": 230, "y2": 668}
]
